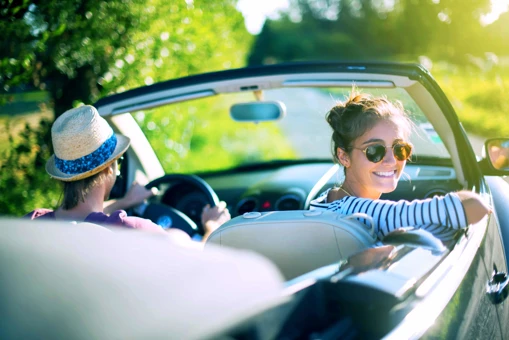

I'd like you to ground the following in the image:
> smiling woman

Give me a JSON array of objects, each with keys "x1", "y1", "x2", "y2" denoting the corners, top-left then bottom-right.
[{"x1": 310, "y1": 90, "x2": 491, "y2": 241}]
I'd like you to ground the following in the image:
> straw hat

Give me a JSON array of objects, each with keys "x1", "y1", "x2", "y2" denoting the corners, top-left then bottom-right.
[{"x1": 46, "y1": 105, "x2": 130, "y2": 181}]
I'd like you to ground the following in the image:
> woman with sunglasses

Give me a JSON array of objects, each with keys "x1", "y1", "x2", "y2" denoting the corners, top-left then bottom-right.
[{"x1": 310, "y1": 91, "x2": 491, "y2": 241}]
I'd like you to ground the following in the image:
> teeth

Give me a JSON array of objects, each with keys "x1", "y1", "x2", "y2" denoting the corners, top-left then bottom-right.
[{"x1": 374, "y1": 171, "x2": 395, "y2": 177}]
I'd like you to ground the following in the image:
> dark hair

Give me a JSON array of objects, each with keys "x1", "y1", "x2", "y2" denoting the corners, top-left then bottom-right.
[
  {"x1": 61, "y1": 172, "x2": 105, "y2": 210},
  {"x1": 326, "y1": 89, "x2": 413, "y2": 164}
]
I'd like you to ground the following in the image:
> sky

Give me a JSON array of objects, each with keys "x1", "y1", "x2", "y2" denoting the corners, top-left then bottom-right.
[{"x1": 237, "y1": 0, "x2": 509, "y2": 34}]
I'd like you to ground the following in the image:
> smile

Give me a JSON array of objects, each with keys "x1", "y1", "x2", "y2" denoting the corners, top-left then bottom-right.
[{"x1": 373, "y1": 170, "x2": 396, "y2": 178}]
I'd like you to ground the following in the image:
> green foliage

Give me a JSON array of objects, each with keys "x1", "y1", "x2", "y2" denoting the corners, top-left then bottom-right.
[
  {"x1": 0, "y1": 117, "x2": 61, "y2": 215},
  {"x1": 0, "y1": 0, "x2": 252, "y2": 216},
  {"x1": 433, "y1": 63, "x2": 509, "y2": 137},
  {"x1": 1, "y1": 0, "x2": 251, "y2": 116},
  {"x1": 137, "y1": 95, "x2": 297, "y2": 174},
  {"x1": 248, "y1": 0, "x2": 497, "y2": 65},
  {"x1": 101, "y1": 0, "x2": 251, "y2": 95},
  {"x1": 247, "y1": 0, "x2": 509, "y2": 139}
]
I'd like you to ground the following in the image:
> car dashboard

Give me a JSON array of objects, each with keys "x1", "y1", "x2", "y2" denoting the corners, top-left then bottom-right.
[{"x1": 159, "y1": 161, "x2": 463, "y2": 224}]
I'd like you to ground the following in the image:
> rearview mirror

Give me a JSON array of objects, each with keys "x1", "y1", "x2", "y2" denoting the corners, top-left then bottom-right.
[
  {"x1": 482, "y1": 138, "x2": 509, "y2": 174},
  {"x1": 230, "y1": 101, "x2": 286, "y2": 122}
]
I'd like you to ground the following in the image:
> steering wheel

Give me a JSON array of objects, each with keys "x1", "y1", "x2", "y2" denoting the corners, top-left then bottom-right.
[{"x1": 142, "y1": 174, "x2": 220, "y2": 237}]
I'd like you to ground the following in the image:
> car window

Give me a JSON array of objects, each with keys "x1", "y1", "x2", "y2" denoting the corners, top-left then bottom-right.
[{"x1": 136, "y1": 87, "x2": 450, "y2": 174}]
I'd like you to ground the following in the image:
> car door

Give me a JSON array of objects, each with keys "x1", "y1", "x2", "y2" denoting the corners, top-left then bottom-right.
[
  {"x1": 419, "y1": 215, "x2": 503, "y2": 339},
  {"x1": 484, "y1": 176, "x2": 509, "y2": 339}
]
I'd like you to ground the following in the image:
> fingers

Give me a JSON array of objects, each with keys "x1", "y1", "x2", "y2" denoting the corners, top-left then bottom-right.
[{"x1": 201, "y1": 201, "x2": 230, "y2": 224}]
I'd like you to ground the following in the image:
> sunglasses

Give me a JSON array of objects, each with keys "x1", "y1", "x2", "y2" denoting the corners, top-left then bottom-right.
[{"x1": 355, "y1": 142, "x2": 413, "y2": 163}]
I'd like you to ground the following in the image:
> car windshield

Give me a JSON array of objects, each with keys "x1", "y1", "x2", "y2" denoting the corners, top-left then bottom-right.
[{"x1": 135, "y1": 87, "x2": 450, "y2": 174}]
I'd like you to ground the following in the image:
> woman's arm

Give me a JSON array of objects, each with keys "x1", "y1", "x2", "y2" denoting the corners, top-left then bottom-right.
[
  {"x1": 328, "y1": 191, "x2": 491, "y2": 238},
  {"x1": 104, "y1": 182, "x2": 158, "y2": 215},
  {"x1": 455, "y1": 191, "x2": 492, "y2": 225}
]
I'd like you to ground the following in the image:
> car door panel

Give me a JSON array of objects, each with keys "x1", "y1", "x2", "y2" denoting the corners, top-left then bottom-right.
[{"x1": 421, "y1": 222, "x2": 503, "y2": 339}]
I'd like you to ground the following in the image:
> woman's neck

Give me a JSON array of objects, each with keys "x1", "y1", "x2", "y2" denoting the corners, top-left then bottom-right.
[
  {"x1": 55, "y1": 186, "x2": 106, "y2": 221},
  {"x1": 340, "y1": 181, "x2": 381, "y2": 200}
]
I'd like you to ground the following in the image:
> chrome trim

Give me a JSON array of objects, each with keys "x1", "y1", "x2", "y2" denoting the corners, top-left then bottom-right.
[{"x1": 283, "y1": 80, "x2": 395, "y2": 88}]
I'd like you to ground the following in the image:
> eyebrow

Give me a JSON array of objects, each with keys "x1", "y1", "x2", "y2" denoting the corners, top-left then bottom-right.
[
  {"x1": 361, "y1": 138, "x2": 405, "y2": 145},
  {"x1": 361, "y1": 138, "x2": 384, "y2": 145}
]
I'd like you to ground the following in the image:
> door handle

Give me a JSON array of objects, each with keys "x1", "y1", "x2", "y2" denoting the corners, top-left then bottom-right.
[{"x1": 487, "y1": 264, "x2": 509, "y2": 305}]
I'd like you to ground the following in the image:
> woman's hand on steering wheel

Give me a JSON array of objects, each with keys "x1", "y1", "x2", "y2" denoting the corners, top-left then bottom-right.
[
  {"x1": 104, "y1": 181, "x2": 158, "y2": 215},
  {"x1": 201, "y1": 201, "x2": 231, "y2": 240},
  {"x1": 123, "y1": 181, "x2": 159, "y2": 207},
  {"x1": 142, "y1": 174, "x2": 221, "y2": 237}
]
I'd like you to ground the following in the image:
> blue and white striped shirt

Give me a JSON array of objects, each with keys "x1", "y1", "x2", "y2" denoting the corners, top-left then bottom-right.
[{"x1": 310, "y1": 189, "x2": 468, "y2": 242}]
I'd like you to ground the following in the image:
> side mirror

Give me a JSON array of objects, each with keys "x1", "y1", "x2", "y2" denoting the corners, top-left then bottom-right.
[
  {"x1": 230, "y1": 101, "x2": 286, "y2": 122},
  {"x1": 480, "y1": 138, "x2": 509, "y2": 175}
]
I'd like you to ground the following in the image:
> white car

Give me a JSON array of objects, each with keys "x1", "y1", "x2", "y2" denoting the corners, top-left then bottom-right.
[{"x1": 9, "y1": 62, "x2": 509, "y2": 339}]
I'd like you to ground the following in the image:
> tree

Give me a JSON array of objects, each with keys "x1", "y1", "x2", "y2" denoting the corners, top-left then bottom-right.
[
  {"x1": 248, "y1": 0, "x2": 496, "y2": 65},
  {"x1": 0, "y1": 0, "x2": 251, "y2": 216},
  {"x1": 1, "y1": 0, "x2": 250, "y2": 117}
]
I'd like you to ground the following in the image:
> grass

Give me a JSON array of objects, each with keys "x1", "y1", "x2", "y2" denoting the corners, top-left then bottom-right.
[
  {"x1": 138, "y1": 93, "x2": 297, "y2": 174},
  {"x1": 431, "y1": 63, "x2": 509, "y2": 138}
]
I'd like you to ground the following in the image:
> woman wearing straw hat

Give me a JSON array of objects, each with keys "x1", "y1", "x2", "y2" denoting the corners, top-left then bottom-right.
[{"x1": 25, "y1": 105, "x2": 229, "y2": 241}]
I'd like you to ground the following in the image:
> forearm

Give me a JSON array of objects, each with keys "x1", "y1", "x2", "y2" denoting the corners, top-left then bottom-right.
[
  {"x1": 103, "y1": 197, "x2": 134, "y2": 215},
  {"x1": 338, "y1": 193, "x2": 469, "y2": 238},
  {"x1": 201, "y1": 221, "x2": 220, "y2": 243}
]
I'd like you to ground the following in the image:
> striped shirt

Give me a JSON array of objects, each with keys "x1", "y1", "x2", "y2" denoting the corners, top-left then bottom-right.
[{"x1": 310, "y1": 189, "x2": 468, "y2": 242}]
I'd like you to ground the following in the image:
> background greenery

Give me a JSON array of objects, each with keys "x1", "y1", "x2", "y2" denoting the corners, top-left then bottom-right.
[{"x1": 1, "y1": 0, "x2": 508, "y2": 215}]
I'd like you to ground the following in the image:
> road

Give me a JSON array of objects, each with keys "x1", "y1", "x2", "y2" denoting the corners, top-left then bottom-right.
[{"x1": 265, "y1": 87, "x2": 508, "y2": 184}]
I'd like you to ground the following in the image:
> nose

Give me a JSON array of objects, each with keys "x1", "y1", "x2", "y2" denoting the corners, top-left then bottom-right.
[{"x1": 383, "y1": 147, "x2": 397, "y2": 165}]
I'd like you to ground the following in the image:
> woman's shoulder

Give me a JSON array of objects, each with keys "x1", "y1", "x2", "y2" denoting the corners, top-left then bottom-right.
[
  {"x1": 309, "y1": 188, "x2": 351, "y2": 210},
  {"x1": 309, "y1": 188, "x2": 332, "y2": 210}
]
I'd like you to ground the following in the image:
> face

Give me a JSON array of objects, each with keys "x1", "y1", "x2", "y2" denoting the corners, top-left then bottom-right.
[{"x1": 338, "y1": 119, "x2": 410, "y2": 199}]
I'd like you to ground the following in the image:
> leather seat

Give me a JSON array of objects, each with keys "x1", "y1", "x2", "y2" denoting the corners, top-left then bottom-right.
[{"x1": 206, "y1": 210, "x2": 377, "y2": 280}]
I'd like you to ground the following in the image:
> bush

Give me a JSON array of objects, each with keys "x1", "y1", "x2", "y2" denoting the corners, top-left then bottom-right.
[{"x1": 0, "y1": 118, "x2": 61, "y2": 216}]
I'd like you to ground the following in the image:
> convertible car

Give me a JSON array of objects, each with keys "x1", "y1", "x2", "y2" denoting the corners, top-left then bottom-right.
[{"x1": 5, "y1": 62, "x2": 509, "y2": 339}]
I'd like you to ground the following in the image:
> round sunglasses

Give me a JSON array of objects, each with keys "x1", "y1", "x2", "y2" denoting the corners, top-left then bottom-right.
[{"x1": 354, "y1": 142, "x2": 413, "y2": 163}]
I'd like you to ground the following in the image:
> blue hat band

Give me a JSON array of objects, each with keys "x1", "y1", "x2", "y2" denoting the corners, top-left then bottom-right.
[{"x1": 55, "y1": 134, "x2": 118, "y2": 175}]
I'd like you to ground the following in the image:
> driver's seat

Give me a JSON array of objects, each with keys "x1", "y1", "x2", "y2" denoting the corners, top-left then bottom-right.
[{"x1": 205, "y1": 210, "x2": 377, "y2": 280}]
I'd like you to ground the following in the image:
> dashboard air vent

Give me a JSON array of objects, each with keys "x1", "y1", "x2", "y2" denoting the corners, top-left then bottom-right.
[
  {"x1": 275, "y1": 194, "x2": 302, "y2": 211},
  {"x1": 236, "y1": 198, "x2": 258, "y2": 215}
]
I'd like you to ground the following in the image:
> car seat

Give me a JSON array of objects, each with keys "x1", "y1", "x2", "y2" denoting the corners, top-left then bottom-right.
[{"x1": 206, "y1": 210, "x2": 377, "y2": 280}]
